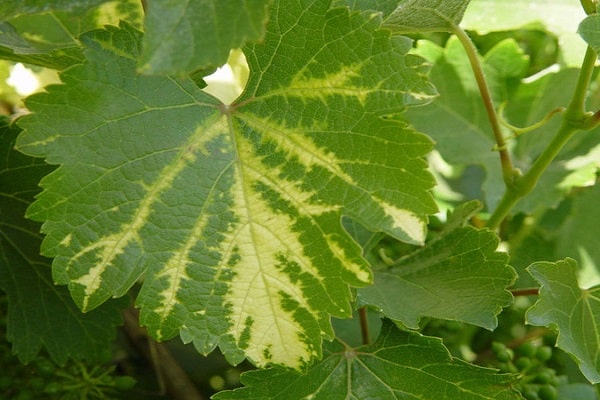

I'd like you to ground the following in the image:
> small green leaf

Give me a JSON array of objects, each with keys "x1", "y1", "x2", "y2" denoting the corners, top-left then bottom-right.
[
  {"x1": 213, "y1": 319, "x2": 521, "y2": 400},
  {"x1": 139, "y1": 0, "x2": 272, "y2": 75},
  {"x1": 359, "y1": 201, "x2": 515, "y2": 330},
  {"x1": 16, "y1": 1, "x2": 437, "y2": 370},
  {"x1": 526, "y1": 258, "x2": 600, "y2": 383},
  {"x1": 0, "y1": 118, "x2": 123, "y2": 365},
  {"x1": 578, "y1": 14, "x2": 600, "y2": 53},
  {"x1": 382, "y1": 0, "x2": 471, "y2": 33}
]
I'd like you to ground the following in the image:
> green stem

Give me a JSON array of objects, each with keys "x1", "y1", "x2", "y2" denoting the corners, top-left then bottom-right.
[
  {"x1": 359, "y1": 307, "x2": 371, "y2": 345},
  {"x1": 453, "y1": 25, "x2": 516, "y2": 185},
  {"x1": 487, "y1": 46, "x2": 599, "y2": 229}
]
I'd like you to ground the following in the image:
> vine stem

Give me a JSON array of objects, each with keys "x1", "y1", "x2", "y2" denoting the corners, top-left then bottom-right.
[
  {"x1": 511, "y1": 287, "x2": 539, "y2": 297},
  {"x1": 487, "y1": 45, "x2": 599, "y2": 229},
  {"x1": 453, "y1": 25, "x2": 517, "y2": 186},
  {"x1": 359, "y1": 307, "x2": 371, "y2": 345}
]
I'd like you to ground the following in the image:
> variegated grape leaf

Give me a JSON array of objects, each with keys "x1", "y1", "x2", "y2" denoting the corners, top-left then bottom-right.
[
  {"x1": 526, "y1": 258, "x2": 600, "y2": 383},
  {"x1": 0, "y1": 118, "x2": 124, "y2": 364},
  {"x1": 213, "y1": 319, "x2": 522, "y2": 400},
  {"x1": 15, "y1": 0, "x2": 437, "y2": 370},
  {"x1": 382, "y1": 0, "x2": 471, "y2": 33},
  {"x1": 139, "y1": 0, "x2": 272, "y2": 75},
  {"x1": 358, "y1": 201, "x2": 515, "y2": 330}
]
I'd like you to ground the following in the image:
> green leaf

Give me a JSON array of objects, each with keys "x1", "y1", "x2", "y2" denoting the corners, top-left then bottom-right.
[
  {"x1": 578, "y1": 14, "x2": 600, "y2": 53},
  {"x1": 139, "y1": 0, "x2": 272, "y2": 75},
  {"x1": 405, "y1": 37, "x2": 522, "y2": 209},
  {"x1": 213, "y1": 319, "x2": 521, "y2": 400},
  {"x1": 526, "y1": 258, "x2": 600, "y2": 383},
  {"x1": 0, "y1": 1, "x2": 143, "y2": 69},
  {"x1": 358, "y1": 201, "x2": 515, "y2": 330},
  {"x1": 16, "y1": 1, "x2": 437, "y2": 370},
  {"x1": 0, "y1": 0, "x2": 106, "y2": 20},
  {"x1": 556, "y1": 184, "x2": 600, "y2": 288},
  {"x1": 382, "y1": 0, "x2": 471, "y2": 33},
  {"x1": 0, "y1": 118, "x2": 123, "y2": 365},
  {"x1": 462, "y1": 0, "x2": 587, "y2": 66},
  {"x1": 333, "y1": 0, "x2": 399, "y2": 18},
  {"x1": 504, "y1": 69, "x2": 600, "y2": 213}
]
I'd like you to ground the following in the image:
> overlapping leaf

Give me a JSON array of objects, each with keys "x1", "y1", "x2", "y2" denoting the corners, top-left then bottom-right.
[
  {"x1": 382, "y1": 0, "x2": 471, "y2": 33},
  {"x1": 0, "y1": 1, "x2": 142, "y2": 69},
  {"x1": 358, "y1": 201, "x2": 515, "y2": 330},
  {"x1": 213, "y1": 319, "x2": 521, "y2": 400},
  {"x1": 405, "y1": 37, "x2": 524, "y2": 209},
  {"x1": 526, "y1": 258, "x2": 600, "y2": 383},
  {"x1": 0, "y1": 0, "x2": 106, "y2": 20},
  {"x1": 139, "y1": 0, "x2": 272, "y2": 75},
  {"x1": 15, "y1": 0, "x2": 437, "y2": 370},
  {"x1": 0, "y1": 118, "x2": 123, "y2": 364}
]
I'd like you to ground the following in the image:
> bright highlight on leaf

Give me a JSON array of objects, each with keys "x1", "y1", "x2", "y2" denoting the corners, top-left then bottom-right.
[
  {"x1": 526, "y1": 258, "x2": 600, "y2": 383},
  {"x1": 213, "y1": 319, "x2": 522, "y2": 400},
  {"x1": 15, "y1": 1, "x2": 437, "y2": 370}
]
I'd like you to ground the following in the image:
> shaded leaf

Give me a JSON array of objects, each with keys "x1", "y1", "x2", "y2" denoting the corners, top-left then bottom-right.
[
  {"x1": 382, "y1": 0, "x2": 471, "y2": 33},
  {"x1": 359, "y1": 201, "x2": 515, "y2": 330},
  {"x1": 213, "y1": 319, "x2": 521, "y2": 400},
  {"x1": 16, "y1": 0, "x2": 437, "y2": 370},
  {"x1": 556, "y1": 184, "x2": 600, "y2": 287},
  {"x1": 526, "y1": 258, "x2": 600, "y2": 383},
  {"x1": 139, "y1": 0, "x2": 272, "y2": 75},
  {"x1": 0, "y1": 118, "x2": 123, "y2": 364}
]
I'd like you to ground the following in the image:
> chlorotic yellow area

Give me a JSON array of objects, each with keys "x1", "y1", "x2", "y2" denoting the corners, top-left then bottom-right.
[{"x1": 380, "y1": 200, "x2": 426, "y2": 245}]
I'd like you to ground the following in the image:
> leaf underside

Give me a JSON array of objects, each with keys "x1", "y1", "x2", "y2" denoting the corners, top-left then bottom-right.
[{"x1": 15, "y1": 1, "x2": 437, "y2": 369}]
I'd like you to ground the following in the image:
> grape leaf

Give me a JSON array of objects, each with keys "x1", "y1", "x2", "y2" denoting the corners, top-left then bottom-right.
[
  {"x1": 382, "y1": 0, "x2": 471, "y2": 33},
  {"x1": 15, "y1": 0, "x2": 437, "y2": 370},
  {"x1": 405, "y1": 37, "x2": 522, "y2": 209},
  {"x1": 0, "y1": 118, "x2": 124, "y2": 364},
  {"x1": 504, "y1": 69, "x2": 600, "y2": 213},
  {"x1": 578, "y1": 14, "x2": 600, "y2": 53},
  {"x1": 0, "y1": 0, "x2": 143, "y2": 69},
  {"x1": 139, "y1": 0, "x2": 272, "y2": 76},
  {"x1": 462, "y1": 0, "x2": 587, "y2": 66},
  {"x1": 358, "y1": 201, "x2": 515, "y2": 330},
  {"x1": 526, "y1": 258, "x2": 600, "y2": 383},
  {"x1": 556, "y1": 184, "x2": 600, "y2": 288},
  {"x1": 213, "y1": 319, "x2": 521, "y2": 400},
  {"x1": 0, "y1": 0, "x2": 107, "y2": 20}
]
